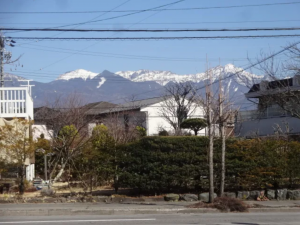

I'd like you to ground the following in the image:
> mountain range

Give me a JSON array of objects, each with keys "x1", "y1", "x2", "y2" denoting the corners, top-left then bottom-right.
[{"x1": 4, "y1": 64, "x2": 262, "y2": 108}]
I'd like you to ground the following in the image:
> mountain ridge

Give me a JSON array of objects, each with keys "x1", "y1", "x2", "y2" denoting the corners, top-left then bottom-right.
[{"x1": 3, "y1": 64, "x2": 261, "y2": 108}]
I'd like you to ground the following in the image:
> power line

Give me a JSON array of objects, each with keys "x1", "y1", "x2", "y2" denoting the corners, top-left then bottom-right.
[
  {"x1": 3, "y1": 19, "x2": 300, "y2": 26},
  {"x1": 3, "y1": 27, "x2": 300, "y2": 32},
  {"x1": 13, "y1": 44, "x2": 271, "y2": 63},
  {"x1": 51, "y1": 0, "x2": 185, "y2": 29},
  {"x1": 8, "y1": 35, "x2": 300, "y2": 41},
  {"x1": 23, "y1": 0, "x2": 184, "y2": 71},
  {"x1": 1, "y1": 1, "x2": 299, "y2": 14}
]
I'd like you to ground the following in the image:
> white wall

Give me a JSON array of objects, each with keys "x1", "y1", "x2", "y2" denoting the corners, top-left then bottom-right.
[
  {"x1": 32, "y1": 125, "x2": 53, "y2": 141},
  {"x1": 26, "y1": 164, "x2": 35, "y2": 181},
  {"x1": 141, "y1": 100, "x2": 206, "y2": 136}
]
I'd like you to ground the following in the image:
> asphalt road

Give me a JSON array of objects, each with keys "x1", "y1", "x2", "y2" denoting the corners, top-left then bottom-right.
[{"x1": 1, "y1": 213, "x2": 300, "y2": 225}]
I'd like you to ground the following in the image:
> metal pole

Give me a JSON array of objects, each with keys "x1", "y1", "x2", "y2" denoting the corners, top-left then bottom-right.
[
  {"x1": 44, "y1": 154, "x2": 48, "y2": 181},
  {"x1": 0, "y1": 36, "x2": 4, "y2": 88}
]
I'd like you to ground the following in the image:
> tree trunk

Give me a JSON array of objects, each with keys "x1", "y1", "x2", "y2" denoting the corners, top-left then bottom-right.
[
  {"x1": 19, "y1": 165, "x2": 25, "y2": 195},
  {"x1": 208, "y1": 122, "x2": 214, "y2": 203},
  {"x1": 90, "y1": 175, "x2": 93, "y2": 193},
  {"x1": 220, "y1": 123, "x2": 226, "y2": 197},
  {"x1": 207, "y1": 91, "x2": 214, "y2": 203},
  {"x1": 194, "y1": 130, "x2": 198, "y2": 136},
  {"x1": 53, "y1": 162, "x2": 67, "y2": 183}
]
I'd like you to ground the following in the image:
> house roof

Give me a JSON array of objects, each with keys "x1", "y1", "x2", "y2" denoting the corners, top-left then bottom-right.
[
  {"x1": 100, "y1": 96, "x2": 167, "y2": 114},
  {"x1": 246, "y1": 76, "x2": 300, "y2": 98},
  {"x1": 83, "y1": 101, "x2": 117, "y2": 115},
  {"x1": 34, "y1": 107, "x2": 60, "y2": 122},
  {"x1": 248, "y1": 78, "x2": 294, "y2": 93}
]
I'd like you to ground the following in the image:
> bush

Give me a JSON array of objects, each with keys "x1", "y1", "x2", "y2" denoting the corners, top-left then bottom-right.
[
  {"x1": 213, "y1": 197, "x2": 248, "y2": 212},
  {"x1": 158, "y1": 130, "x2": 169, "y2": 136},
  {"x1": 118, "y1": 136, "x2": 300, "y2": 194},
  {"x1": 187, "y1": 197, "x2": 248, "y2": 212},
  {"x1": 119, "y1": 136, "x2": 209, "y2": 194}
]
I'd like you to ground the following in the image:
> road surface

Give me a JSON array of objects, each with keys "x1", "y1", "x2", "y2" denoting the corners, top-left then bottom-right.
[{"x1": 1, "y1": 212, "x2": 300, "y2": 224}]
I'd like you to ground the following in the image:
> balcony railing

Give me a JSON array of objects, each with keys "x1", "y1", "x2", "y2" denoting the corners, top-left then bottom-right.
[
  {"x1": 237, "y1": 108, "x2": 291, "y2": 122},
  {"x1": 0, "y1": 87, "x2": 34, "y2": 120}
]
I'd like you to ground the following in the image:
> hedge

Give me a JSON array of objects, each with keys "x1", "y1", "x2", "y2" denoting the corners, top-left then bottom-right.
[{"x1": 118, "y1": 137, "x2": 300, "y2": 194}]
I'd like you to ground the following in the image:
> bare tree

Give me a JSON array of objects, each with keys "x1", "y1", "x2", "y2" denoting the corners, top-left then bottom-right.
[
  {"x1": 217, "y1": 78, "x2": 238, "y2": 197},
  {"x1": 36, "y1": 94, "x2": 93, "y2": 184},
  {"x1": 196, "y1": 67, "x2": 219, "y2": 203},
  {"x1": 159, "y1": 82, "x2": 199, "y2": 135}
]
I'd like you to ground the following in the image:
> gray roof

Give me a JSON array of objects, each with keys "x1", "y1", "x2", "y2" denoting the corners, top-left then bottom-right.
[
  {"x1": 83, "y1": 101, "x2": 117, "y2": 115},
  {"x1": 100, "y1": 96, "x2": 168, "y2": 114}
]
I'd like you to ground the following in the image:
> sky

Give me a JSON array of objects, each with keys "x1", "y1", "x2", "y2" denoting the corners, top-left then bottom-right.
[{"x1": 1, "y1": 0, "x2": 300, "y2": 83}]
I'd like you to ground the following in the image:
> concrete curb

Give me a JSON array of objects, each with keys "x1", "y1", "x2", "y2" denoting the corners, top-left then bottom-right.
[
  {"x1": 0, "y1": 208, "x2": 219, "y2": 216},
  {"x1": 248, "y1": 207, "x2": 300, "y2": 213},
  {"x1": 2, "y1": 207, "x2": 300, "y2": 216}
]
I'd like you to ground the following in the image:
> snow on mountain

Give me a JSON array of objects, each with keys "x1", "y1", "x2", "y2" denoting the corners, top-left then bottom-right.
[
  {"x1": 4, "y1": 73, "x2": 25, "y2": 81},
  {"x1": 56, "y1": 69, "x2": 98, "y2": 81},
  {"x1": 116, "y1": 64, "x2": 262, "y2": 86},
  {"x1": 96, "y1": 77, "x2": 106, "y2": 88}
]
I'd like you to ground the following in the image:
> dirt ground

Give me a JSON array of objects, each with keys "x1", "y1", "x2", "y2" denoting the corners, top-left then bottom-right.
[{"x1": 1, "y1": 182, "x2": 116, "y2": 198}]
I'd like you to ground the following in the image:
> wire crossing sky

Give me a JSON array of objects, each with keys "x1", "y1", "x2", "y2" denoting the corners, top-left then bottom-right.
[{"x1": 1, "y1": 0, "x2": 300, "y2": 83}]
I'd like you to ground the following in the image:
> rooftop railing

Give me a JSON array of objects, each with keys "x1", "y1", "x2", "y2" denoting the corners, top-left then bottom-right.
[
  {"x1": 237, "y1": 108, "x2": 291, "y2": 122},
  {"x1": 0, "y1": 87, "x2": 34, "y2": 120}
]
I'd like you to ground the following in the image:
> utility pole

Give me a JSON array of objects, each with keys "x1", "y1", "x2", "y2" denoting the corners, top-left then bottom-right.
[{"x1": 0, "y1": 35, "x2": 4, "y2": 88}]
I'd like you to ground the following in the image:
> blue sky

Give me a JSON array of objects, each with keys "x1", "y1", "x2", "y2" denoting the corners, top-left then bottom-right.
[{"x1": 1, "y1": 0, "x2": 300, "y2": 82}]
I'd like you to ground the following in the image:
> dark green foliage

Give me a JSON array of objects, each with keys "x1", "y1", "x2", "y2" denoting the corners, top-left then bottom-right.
[
  {"x1": 181, "y1": 118, "x2": 207, "y2": 135},
  {"x1": 136, "y1": 126, "x2": 146, "y2": 137},
  {"x1": 118, "y1": 137, "x2": 300, "y2": 194},
  {"x1": 119, "y1": 136, "x2": 209, "y2": 194},
  {"x1": 158, "y1": 130, "x2": 169, "y2": 136}
]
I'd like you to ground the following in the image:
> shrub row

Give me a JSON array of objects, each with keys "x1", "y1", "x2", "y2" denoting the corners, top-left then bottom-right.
[{"x1": 118, "y1": 137, "x2": 300, "y2": 194}]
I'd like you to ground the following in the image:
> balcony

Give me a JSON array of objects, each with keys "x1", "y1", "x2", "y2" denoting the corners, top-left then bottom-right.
[
  {"x1": 236, "y1": 108, "x2": 291, "y2": 122},
  {"x1": 235, "y1": 108, "x2": 300, "y2": 137},
  {"x1": 0, "y1": 87, "x2": 34, "y2": 120}
]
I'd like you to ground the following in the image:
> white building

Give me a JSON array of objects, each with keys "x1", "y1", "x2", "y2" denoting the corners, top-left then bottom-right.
[
  {"x1": 87, "y1": 96, "x2": 207, "y2": 136},
  {"x1": 0, "y1": 86, "x2": 35, "y2": 181},
  {"x1": 235, "y1": 76, "x2": 300, "y2": 137}
]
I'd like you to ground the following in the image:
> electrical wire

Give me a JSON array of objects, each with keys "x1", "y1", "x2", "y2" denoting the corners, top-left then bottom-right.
[
  {"x1": 2, "y1": 19, "x2": 300, "y2": 26},
  {"x1": 3, "y1": 27, "x2": 300, "y2": 32},
  {"x1": 8, "y1": 34, "x2": 300, "y2": 40},
  {"x1": 1, "y1": 1, "x2": 299, "y2": 14},
  {"x1": 49, "y1": 0, "x2": 186, "y2": 29},
  {"x1": 15, "y1": 44, "x2": 255, "y2": 62},
  {"x1": 26, "y1": 0, "x2": 186, "y2": 71}
]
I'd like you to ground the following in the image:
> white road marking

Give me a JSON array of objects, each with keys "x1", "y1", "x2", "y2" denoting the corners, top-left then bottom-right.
[{"x1": 0, "y1": 219, "x2": 156, "y2": 224}]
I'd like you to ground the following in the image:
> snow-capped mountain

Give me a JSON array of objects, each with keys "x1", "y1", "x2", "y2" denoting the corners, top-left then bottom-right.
[
  {"x1": 4, "y1": 64, "x2": 262, "y2": 108},
  {"x1": 116, "y1": 64, "x2": 262, "y2": 86},
  {"x1": 56, "y1": 69, "x2": 98, "y2": 81}
]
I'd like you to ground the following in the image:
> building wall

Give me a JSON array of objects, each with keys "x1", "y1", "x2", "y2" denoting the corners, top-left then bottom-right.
[
  {"x1": 32, "y1": 124, "x2": 53, "y2": 141},
  {"x1": 141, "y1": 101, "x2": 206, "y2": 136}
]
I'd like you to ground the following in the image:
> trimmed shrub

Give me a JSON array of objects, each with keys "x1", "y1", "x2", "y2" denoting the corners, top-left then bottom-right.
[
  {"x1": 119, "y1": 136, "x2": 209, "y2": 194},
  {"x1": 118, "y1": 136, "x2": 300, "y2": 194}
]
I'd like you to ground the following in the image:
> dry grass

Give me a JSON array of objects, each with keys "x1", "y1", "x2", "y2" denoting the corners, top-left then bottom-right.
[{"x1": 188, "y1": 197, "x2": 249, "y2": 212}]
